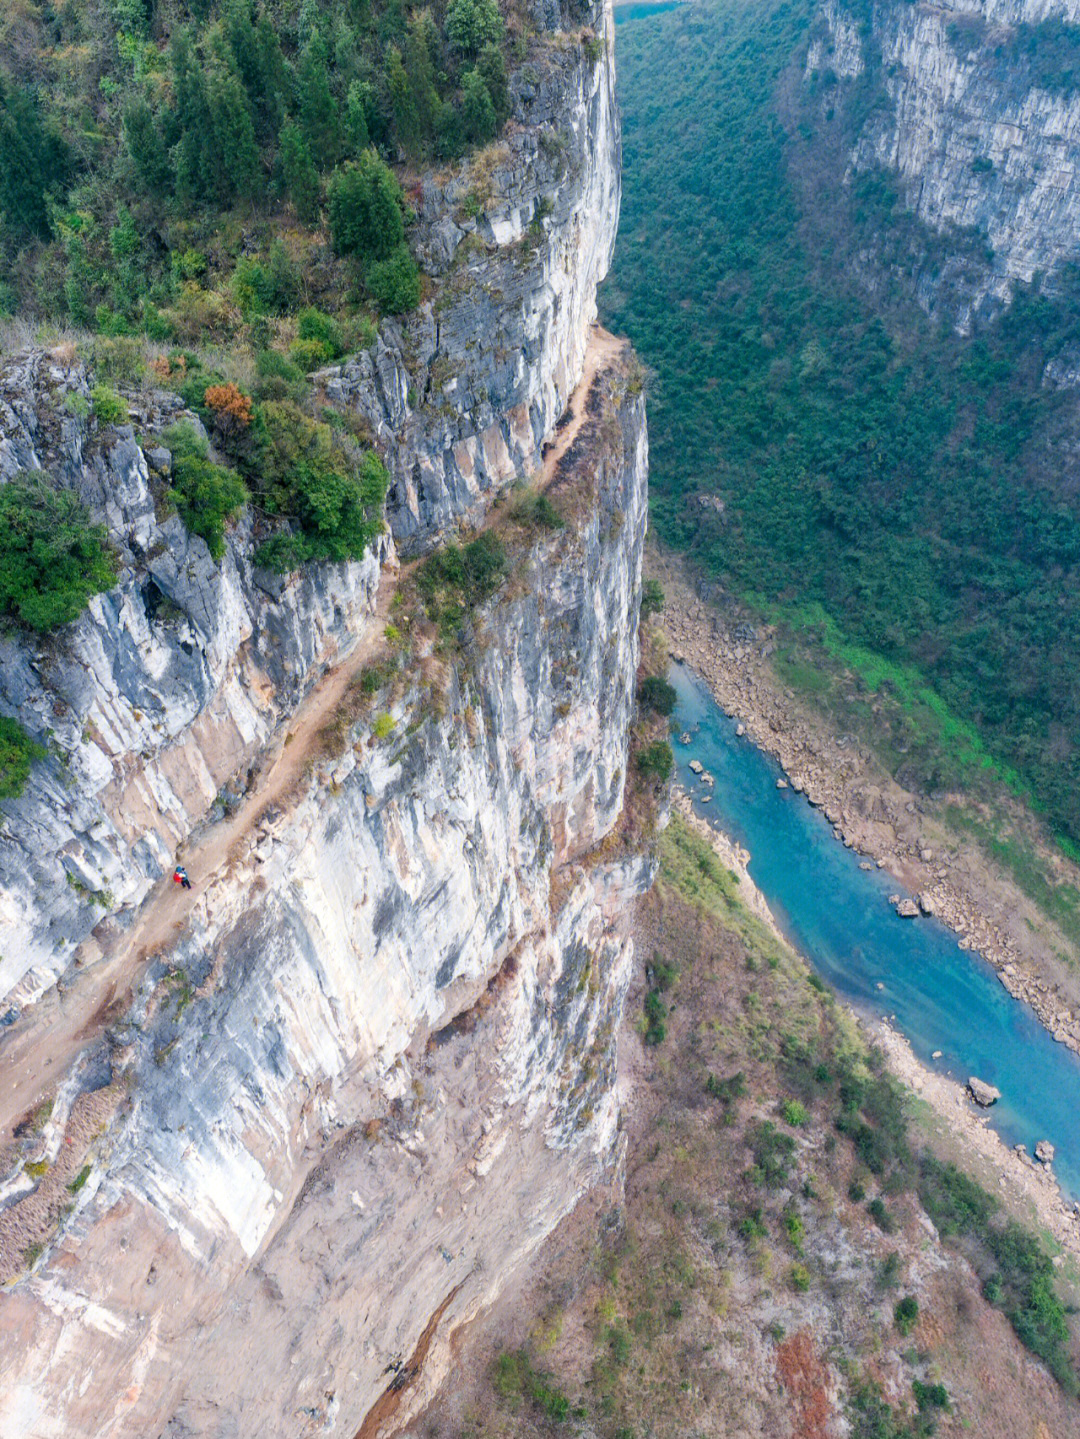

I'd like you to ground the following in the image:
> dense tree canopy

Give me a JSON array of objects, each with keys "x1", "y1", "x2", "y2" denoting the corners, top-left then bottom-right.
[
  {"x1": 328, "y1": 150, "x2": 406, "y2": 264},
  {"x1": 0, "y1": 0, "x2": 513, "y2": 324},
  {"x1": 446, "y1": 0, "x2": 504, "y2": 57},
  {"x1": 0, "y1": 80, "x2": 69, "y2": 240},
  {"x1": 603, "y1": 0, "x2": 1080, "y2": 843}
]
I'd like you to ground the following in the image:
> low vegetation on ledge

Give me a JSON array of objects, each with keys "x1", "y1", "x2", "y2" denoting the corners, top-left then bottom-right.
[
  {"x1": 0, "y1": 717, "x2": 49, "y2": 802},
  {"x1": 160, "y1": 365, "x2": 391, "y2": 569},
  {"x1": 0, "y1": 476, "x2": 117, "y2": 631}
]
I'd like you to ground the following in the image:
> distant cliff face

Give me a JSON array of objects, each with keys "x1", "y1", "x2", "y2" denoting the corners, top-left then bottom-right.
[
  {"x1": 0, "y1": 3, "x2": 651, "y2": 1435},
  {"x1": 807, "y1": 0, "x2": 1080, "y2": 321}
]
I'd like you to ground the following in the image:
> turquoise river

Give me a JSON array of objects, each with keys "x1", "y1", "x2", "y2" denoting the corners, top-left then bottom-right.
[{"x1": 668, "y1": 662, "x2": 1080, "y2": 1202}]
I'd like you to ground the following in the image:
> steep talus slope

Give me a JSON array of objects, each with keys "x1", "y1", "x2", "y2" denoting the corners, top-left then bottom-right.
[{"x1": 0, "y1": 3, "x2": 651, "y2": 1435}]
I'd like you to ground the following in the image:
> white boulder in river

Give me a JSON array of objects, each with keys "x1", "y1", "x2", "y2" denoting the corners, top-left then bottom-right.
[
  {"x1": 1036, "y1": 1140, "x2": 1056, "y2": 1165},
  {"x1": 968, "y1": 1077, "x2": 1002, "y2": 1107}
]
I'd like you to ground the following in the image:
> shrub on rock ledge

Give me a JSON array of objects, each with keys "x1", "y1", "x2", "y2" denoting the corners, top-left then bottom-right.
[
  {"x1": 894, "y1": 1294, "x2": 919, "y2": 1336},
  {"x1": 0, "y1": 476, "x2": 116, "y2": 630},
  {"x1": 366, "y1": 243, "x2": 422, "y2": 315},
  {"x1": 90, "y1": 384, "x2": 127, "y2": 425},
  {"x1": 163, "y1": 422, "x2": 248, "y2": 563},
  {"x1": 253, "y1": 402, "x2": 388, "y2": 570},
  {"x1": 640, "y1": 578, "x2": 665, "y2": 617},
  {"x1": 0, "y1": 717, "x2": 48, "y2": 800},
  {"x1": 639, "y1": 675, "x2": 677, "y2": 716},
  {"x1": 636, "y1": 740, "x2": 674, "y2": 782}
]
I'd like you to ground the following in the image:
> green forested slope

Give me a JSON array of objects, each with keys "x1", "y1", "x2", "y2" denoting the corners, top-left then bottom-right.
[
  {"x1": 602, "y1": 0, "x2": 1080, "y2": 844},
  {"x1": 0, "y1": 0, "x2": 512, "y2": 326}
]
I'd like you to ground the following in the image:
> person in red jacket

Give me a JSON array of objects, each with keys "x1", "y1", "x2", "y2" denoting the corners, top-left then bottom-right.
[{"x1": 172, "y1": 865, "x2": 191, "y2": 890}]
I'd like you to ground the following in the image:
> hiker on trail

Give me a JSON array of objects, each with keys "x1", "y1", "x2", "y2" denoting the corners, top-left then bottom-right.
[{"x1": 172, "y1": 865, "x2": 191, "y2": 890}]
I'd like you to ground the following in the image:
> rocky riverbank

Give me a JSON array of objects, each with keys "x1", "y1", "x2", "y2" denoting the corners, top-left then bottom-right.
[
  {"x1": 674, "y1": 793, "x2": 1080, "y2": 1265},
  {"x1": 652, "y1": 550, "x2": 1080, "y2": 1060},
  {"x1": 875, "y1": 1019, "x2": 1080, "y2": 1266}
]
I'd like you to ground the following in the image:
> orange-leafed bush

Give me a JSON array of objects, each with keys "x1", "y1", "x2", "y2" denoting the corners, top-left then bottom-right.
[{"x1": 204, "y1": 382, "x2": 253, "y2": 428}]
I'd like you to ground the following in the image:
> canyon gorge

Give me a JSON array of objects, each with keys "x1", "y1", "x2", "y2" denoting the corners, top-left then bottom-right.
[{"x1": 6, "y1": 0, "x2": 1080, "y2": 1433}]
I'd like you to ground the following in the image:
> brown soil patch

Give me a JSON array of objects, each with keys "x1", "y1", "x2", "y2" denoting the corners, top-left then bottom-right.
[
  {"x1": 355, "y1": 1284, "x2": 464, "y2": 1439},
  {"x1": 776, "y1": 1330, "x2": 831, "y2": 1439}
]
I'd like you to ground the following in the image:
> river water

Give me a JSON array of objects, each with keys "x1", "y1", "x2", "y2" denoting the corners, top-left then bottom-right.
[{"x1": 668, "y1": 662, "x2": 1080, "y2": 1202}]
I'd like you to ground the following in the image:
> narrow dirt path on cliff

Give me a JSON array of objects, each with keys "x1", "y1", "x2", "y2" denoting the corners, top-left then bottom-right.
[
  {"x1": 0, "y1": 325, "x2": 625, "y2": 1145},
  {"x1": 0, "y1": 577, "x2": 403, "y2": 1146},
  {"x1": 540, "y1": 326, "x2": 624, "y2": 482}
]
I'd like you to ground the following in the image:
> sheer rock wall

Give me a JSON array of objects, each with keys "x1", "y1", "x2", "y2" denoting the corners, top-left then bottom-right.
[
  {"x1": 808, "y1": 0, "x2": 1080, "y2": 320},
  {"x1": 0, "y1": 5, "x2": 656, "y2": 1436}
]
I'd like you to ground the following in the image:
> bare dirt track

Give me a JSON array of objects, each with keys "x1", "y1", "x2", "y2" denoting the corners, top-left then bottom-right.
[
  {"x1": 0, "y1": 326, "x2": 624, "y2": 1146},
  {"x1": 0, "y1": 574, "x2": 400, "y2": 1145}
]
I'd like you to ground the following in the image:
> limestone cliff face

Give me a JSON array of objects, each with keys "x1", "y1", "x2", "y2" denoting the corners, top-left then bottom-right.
[
  {"x1": 0, "y1": 353, "x2": 649, "y2": 1439},
  {"x1": 807, "y1": 0, "x2": 1080, "y2": 319},
  {"x1": 0, "y1": 0, "x2": 619, "y2": 1013},
  {"x1": 0, "y1": 354, "x2": 387, "y2": 1010},
  {"x1": 0, "y1": 4, "x2": 651, "y2": 1434}
]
